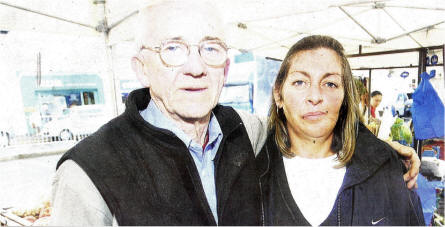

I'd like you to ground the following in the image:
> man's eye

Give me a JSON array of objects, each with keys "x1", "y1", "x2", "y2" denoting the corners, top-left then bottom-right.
[
  {"x1": 202, "y1": 44, "x2": 223, "y2": 53},
  {"x1": 163, "y1": 42, "x2": 186, "y2": 52},
  {"x1": 203, "y1": 47, "x2": 217, "y2": 52},
  {"x1": 165, "y1": 45, "x2": 180, "y2": 51}
]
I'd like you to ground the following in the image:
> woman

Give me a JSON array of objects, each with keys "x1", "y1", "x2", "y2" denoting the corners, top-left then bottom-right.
[
  {"x1": 256, "y1": 35, "x2": 424, "y2": 226},
  {"x1": 370, "y1": 90, "x2": 383, "y2": 118}
]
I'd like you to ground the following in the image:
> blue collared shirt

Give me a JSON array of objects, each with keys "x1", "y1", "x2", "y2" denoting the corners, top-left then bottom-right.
[{"x1": 140, "y1": 100, "x2": 223, "y2": 223}]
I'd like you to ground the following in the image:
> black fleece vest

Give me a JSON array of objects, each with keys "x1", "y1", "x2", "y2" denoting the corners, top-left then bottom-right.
[{"x1": 57, "y1": 88, "x2": 261, "y2": 225}]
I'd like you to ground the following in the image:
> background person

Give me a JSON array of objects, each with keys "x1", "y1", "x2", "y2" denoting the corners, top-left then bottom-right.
[
  {"x1": 370, "y1": 90, "x2": 383, "y2": 118},
  {"x1": 257, "y1": 35, "x2": 424, "y2": 226}
]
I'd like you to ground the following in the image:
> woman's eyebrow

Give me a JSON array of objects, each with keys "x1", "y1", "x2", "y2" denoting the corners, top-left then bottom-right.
[
  {"x1": 288, "y1": 71, "x2": 342, "y2": 79},
  {"x1": 322, "y1": 73, "x2": 342, "y2": 79},
  {"x1": 288, "y1": 70, "x2": 310, "y2": 78}
]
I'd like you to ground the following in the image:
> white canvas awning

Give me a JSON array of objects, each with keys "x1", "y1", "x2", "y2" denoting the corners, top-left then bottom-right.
[
  {"x1": 1, "y1": 0, "x2": 444, "y2": 59},
  {"x1": 0, "y1": 0, "x2": 444, "y2": 116}
]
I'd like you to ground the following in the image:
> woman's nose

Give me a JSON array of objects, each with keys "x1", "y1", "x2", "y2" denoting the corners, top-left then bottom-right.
[{"x1": 306, "y1": 85, "x2": 323, "y2": 105}]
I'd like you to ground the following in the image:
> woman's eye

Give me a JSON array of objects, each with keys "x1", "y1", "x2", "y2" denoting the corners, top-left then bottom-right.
[
  {"x1": 324, "y1": 82, "x2": 338, "y2": 88},
  {"x1": 293, "y1": 80, "x2": 306, "y2": 86}
]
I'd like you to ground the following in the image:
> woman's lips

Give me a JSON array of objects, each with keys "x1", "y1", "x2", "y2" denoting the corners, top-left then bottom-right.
[{"x1": 303, "y1": 111, "x2": 327, "y2": 120}]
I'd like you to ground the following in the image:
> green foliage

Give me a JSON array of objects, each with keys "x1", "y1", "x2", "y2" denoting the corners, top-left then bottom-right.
[
  {"x1": 354, "y1": 78, "x2": 367, "y2": 96},
  {"x1": 390, "y1": 118, "x2": 413, "y2": 145}
]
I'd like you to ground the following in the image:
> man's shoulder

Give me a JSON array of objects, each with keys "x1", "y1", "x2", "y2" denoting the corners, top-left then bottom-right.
[
  {"x1": 231, "y1": 109, "x2": 268, "y2": 156},
  {"x1": 75, "y1": 116, "x2": 125, "y2": 148},
  {"x1": 57, "y1": 115, "x2": 128, "y2": 168}
]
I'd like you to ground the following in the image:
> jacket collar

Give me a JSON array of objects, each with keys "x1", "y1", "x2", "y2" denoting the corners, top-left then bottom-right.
[
  {"x1": 257, "y1": 124, "x2": 394, "y2": 191},
  {"x1": 340, "y1": 123, "x2": 393, "y2": 191},
  {"x1": 125, "y1": 88, "x2": 240, "y2": 140}
]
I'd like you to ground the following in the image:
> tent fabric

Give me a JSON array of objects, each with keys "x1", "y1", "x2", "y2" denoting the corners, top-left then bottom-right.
[
  {"x1": 411, "y1": 70, "x2": 445, "y2": 140},
  {"x1": 1, "y1": 0, "x2": 445, "y2": 61}
]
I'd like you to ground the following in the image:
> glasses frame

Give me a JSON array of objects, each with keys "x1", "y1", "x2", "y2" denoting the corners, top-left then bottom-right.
[{"x1": 141, "y1": 39, "x2": 229, "y2": 67}]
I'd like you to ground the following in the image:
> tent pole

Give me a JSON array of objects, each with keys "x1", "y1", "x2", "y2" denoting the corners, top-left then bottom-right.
[
  {"x1": 414, "y1": 48, "x2": 428, "y2": 158},
  {"x1": 104, "y1": 36, "x2": 119, "y2": 117},
  {"x1": 0, "y1": 1, "x2": 95, "y2": 29},
  {"x1": 382, "y1": 8, "x2": 422, "y2": 47},
  {"x1": 367, "y1": 69, "x2": 372, "y2": 123},
  {"x1": 348, "y1": 45, "x2": 443, "y2": 57},
  {"x1": 385, "y1": 20, "x2": 445, "y2": 42},
  {"x1": 338, "y1": 6, "x2": 379, "y2": 42},
  {"x1": 95, "y1": 0, "x2": 119, "y2": 117}
]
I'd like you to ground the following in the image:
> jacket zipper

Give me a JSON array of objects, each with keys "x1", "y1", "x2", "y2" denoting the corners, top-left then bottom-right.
[{"x1": 337, "y1": 194, "x2": 341, "y2": 226}]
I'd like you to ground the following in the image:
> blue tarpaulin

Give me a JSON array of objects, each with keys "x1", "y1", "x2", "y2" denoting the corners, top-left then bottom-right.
[
  {"x1": 411, "y1": 70, "x2": 445, "y2": 139},
  {"x1": 417, "y1": 174, "x2": 444, "y2": 225}
]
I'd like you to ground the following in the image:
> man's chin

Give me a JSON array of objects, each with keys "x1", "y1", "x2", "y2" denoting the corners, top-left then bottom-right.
[{"x1": 175, "y1": 107, "x2": 213, "y2": 122}]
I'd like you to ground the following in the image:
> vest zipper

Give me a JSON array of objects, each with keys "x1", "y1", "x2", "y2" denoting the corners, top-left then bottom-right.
[
  {"x1": 259, "y1": 180, "x2": 265, "y2": 226},
  {"x1": 258, "y1": 145, "x2": 271, "y2": 226},
  {"x1": 213, "y1": 122, "x2": 242, "y2": 223}
]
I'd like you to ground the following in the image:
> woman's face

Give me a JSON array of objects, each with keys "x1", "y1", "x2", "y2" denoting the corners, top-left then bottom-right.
[
  {"x1": 370, "y1": 94, "x2": 382, "y2": 108},
  {"x1": 274, "y1": 48, "x2": 345, "y2": 141}
]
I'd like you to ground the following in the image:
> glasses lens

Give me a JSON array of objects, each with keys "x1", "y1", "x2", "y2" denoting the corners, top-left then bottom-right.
[
  {"x1": 160, "y1": 41, "x2": 188, "y2": 66},
  {"x1": 200, "y1": 41, "x2": 227, "y2": 66}
]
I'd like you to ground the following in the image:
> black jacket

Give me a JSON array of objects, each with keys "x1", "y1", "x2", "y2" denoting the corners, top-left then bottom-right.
[
  {"x1": 256, "y1": 124, "x2": 425, "y2": 226},
  {"x1": 57, "y1": 88, "x2": 261, "y2": 225}
]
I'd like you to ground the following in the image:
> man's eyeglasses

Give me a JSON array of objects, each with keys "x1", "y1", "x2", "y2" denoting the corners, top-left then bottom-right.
[{"x1": 141, "y1": 39, "x2": 229, "y2": 67}]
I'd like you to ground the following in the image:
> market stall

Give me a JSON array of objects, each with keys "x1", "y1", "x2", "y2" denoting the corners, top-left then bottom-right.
[{"x1": 0, "y1": 0, "x2": 444, "y2": 226}]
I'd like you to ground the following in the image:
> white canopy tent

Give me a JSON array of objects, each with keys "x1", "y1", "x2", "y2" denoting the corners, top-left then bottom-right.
[
  {"x1": 0, "y1": 0, "x2": 444, "y2": 115},
  {"x1": 1, "y1": 0, "x2": 444, "y2": 57}
]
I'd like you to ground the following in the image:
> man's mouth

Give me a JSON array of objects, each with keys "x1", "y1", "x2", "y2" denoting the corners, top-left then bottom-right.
[{"x1": 183, "y1": 88, "x2": 207, "y2": 92}]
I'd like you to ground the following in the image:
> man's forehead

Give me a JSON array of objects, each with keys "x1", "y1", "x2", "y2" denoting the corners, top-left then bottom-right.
[
  {"x1": 168, "y1": 36, "x2": 224, "y2": 42},
  {"x1": 137, "y1": 1, "x2": 225, "y2": 44}
]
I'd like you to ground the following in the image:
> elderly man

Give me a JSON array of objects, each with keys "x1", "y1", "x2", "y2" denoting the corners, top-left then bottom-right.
[
  {"x1": 50, "y1": 2, "x2": 265, "y2": 225},
  {"x1": 49, "y1": 0, "x2": 419, "y2": 226}
]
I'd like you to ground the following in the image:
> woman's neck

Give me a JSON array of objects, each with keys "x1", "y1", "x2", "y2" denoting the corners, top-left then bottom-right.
[{"x1": 288, "y1": 132, "x2": 335, "y2": 159}]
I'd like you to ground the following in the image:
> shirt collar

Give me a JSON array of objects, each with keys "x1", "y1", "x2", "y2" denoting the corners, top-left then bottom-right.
[{"x1": 140, "y1": 100, "x2": 222, "y2": 150}]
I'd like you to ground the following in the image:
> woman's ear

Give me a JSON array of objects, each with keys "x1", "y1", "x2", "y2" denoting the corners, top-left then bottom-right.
[
  {"x1": 131, "y1": 55, "x2": 150, "y2": 88},
  {"x1": 273, "y1": 86, "x2": 282, "y2": 108}
]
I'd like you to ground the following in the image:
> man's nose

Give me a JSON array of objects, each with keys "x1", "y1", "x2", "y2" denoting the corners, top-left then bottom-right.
[
  {"x1": 306, "y1": 85, "x2": 323, "y2": 105},
  {"x1": 182, "y1": 46, "x2": 206, "y2": 77}
]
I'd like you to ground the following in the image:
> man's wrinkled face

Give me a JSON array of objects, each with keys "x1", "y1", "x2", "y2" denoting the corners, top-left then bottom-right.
[{"x1": 134, "y1": 2, "x2": 229, "y2": 122}]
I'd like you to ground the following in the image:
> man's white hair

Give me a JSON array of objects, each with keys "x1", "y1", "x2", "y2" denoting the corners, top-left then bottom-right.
[{"x1": 133, "y1": 0, "x2": 226, "y2": 52}]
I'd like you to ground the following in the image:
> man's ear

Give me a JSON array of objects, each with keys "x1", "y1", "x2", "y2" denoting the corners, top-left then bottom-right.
[
  {"x1": 273, "y1": 86, "x2": 282, "y2": 108},
  {"x1": 223, "y1": 58, "x2": 230, "y2": 83},
  {"x1": 131, "y1": 56, "x2": 150, "y2": 88}
]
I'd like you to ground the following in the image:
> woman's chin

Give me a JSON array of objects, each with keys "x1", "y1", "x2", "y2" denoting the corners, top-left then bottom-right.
[{"x1": 300, "y1": 127, "x2": 334, "y2": 141}]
